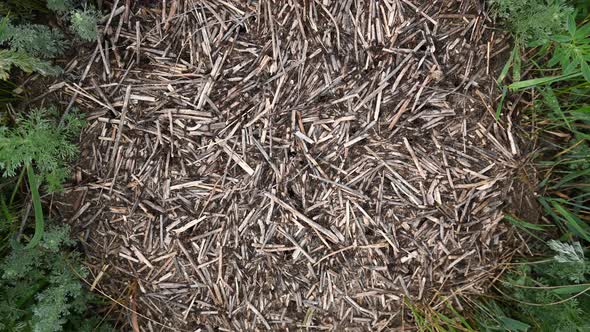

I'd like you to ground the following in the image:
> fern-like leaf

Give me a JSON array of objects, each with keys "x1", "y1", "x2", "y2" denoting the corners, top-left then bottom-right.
[
  {"x1": 0, "y1": 49, "x2": 61, "y2": 80},
  {"x1": 46, "y1": 0, "x2": 74, "y2": 15},
  {"x1": 0, "y1": 20, "x2": 66, "y2": 58},
  {"x1": 0, "y1": 106, "x2": 82, "y2": 192},
  {"x1": 70, "y1": 8, "x2": 99, "y2": 42},
  {"x1": 489, "y1": 0, "x2": 573, "y2": 43}
]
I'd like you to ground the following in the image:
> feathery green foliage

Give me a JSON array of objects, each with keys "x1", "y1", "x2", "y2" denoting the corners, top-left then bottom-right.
[
  {"x1": 478, "y1": 241, "x2": 590, "y2": 332},
  {"x1": 489, "y1": 0, "x2": 573, "y2": 44},
  {"x1": 0, "y1": 49, "x2": 61, "y2": 80},
  {"x1": 0, "y1": 2, "x2": 111, "y2": 331},
  {"x1": 0, "y1": 107, "x2": 83, "y2": 249},
  {"x1": 0, "y1": 16, "x2": 61, "y2": 80},
  {"x1": 0, "y1": 19, "x2": 66, "y2": 58},
  {"x1": 69, "y1": 8, "x2": 100, "y2": 42},
  {"x1": 0, "y1": 107, "x2": 83, "y2": 192},
  {"x1": 46, "y1": 0, "x2": 74, "y2": 15},
  {"x1": 0, "y1": 225, "x2": 110, "y2": 332},
  {"x1": 0, "y1": 0, "x2": 100, "y2": 82},
  {"x1": 0, "y1": 0, "x2": 48, "y2": 18}
]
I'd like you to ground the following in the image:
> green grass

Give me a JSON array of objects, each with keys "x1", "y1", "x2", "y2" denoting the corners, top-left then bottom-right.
[
  {"x1": 410, "y1": 1, "x2": 590, "y2": 331},
  {"x1": 406, "y1": 298, "x2": 478, "y2": 332},
  {"x1": 457, "y1": 0, "x2": 590, "y2": 331}
]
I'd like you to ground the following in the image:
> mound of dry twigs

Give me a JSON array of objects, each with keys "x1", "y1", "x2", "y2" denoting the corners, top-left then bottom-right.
[{"x1": 51, "y1": 0, "x2": 524, "y2": 330}]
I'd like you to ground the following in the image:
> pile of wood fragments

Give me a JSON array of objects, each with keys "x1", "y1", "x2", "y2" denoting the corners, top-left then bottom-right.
[{"x1": 54, "y1": 0, "x2": 522, "y2": 330}]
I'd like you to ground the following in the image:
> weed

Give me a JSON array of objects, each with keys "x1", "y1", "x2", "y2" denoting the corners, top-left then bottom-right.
[
  {"x1": 0, "y1": 1, "x2": 111, "y2": 331},
  {"x1": 483, "y1": 241, "x2": 590, "y2": 331},
  {"x1": 0, "y1": 225, "x2": 111, "y2": 332},
  {"x1": 407, "y1": 297, "x2": 477, "y2": 332},
  {"x1": 489, "y1": 0, "x2": 573, "y2": 44},
  {"x1": 0, "y1": 107, "x2": 83, "y2": 249},
  {"x1": 69, "y1": 8, "x2": 100, "y2": 42},
  {"x1": 475, "y1": 0, "x2": 590, "y2": 330},
  {"x1": 0, "y1": 19, "x2": 66, "y2": 58},
  {"x1": 0, "y1": 49, "x2": 62, "y2": 80},
  {"x1": 0, "y1": 16, "x2": 62, "y2": 80},
  {"x1": 46, "y1": 0, "x2": 73, "y2": 15}
]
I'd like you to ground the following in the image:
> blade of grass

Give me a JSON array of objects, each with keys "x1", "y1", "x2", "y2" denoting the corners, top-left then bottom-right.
[
  {"x1": 509, "y1": 72, "x2": 583, "y2": 90},
  {"x1": 552, "y1": 284, "x2": 590, "y2": 295},
  {"x1": 551, "y1": 200, "x2": 590, "y2": 241},
  {"x1": 551, "y1": 168, "x2": 590, "y2": 189},
  {"x1": 541, "y1": 86, "x2": 571, "y2": 130},
  {"x1": 513, "y1": 46, "x2": 522, "y2": 82},
  {"x1": 505, "y1": 215, "x2": 548, "y2": 242},
  {"x1": 498, "y1": 46, "x2": 516, "y2": 84},
  {"x1": 496, "y1": 86, "x2": 508, "y2": 119},
  {"x1": 24, "y1": 163, "x2": 43, "y2": 249}
]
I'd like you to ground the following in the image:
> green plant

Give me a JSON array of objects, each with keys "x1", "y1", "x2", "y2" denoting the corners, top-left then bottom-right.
[
  {"x1": 407, "y1": 297, "x2": 477, "y2": 332},
  {"x1": 69, "y1": 8, "x2": 99, "y2": 42},
  {"x1": 489, "y1": 0, "x2": 573, "y2": 44},
  {"x1": 0, "y1": 49, "x2": 61, "y2": 80},
  {"x1": 0, "y1": 107, "x2": 83, "y2": 249},
  {"x1": 547, "y1": 17, "x2": 590, "y2": 80},
  {"x1": 0, "y1": 2, "x2": 110, "y2": 331},
  {"x1": 0, "y1": 225, "x2": 111, "y2": 332},
  {"x1": 507, "y1": 17, "x2": 590, "y2": 90},
  {"x1": 46, "y1": 0, "x2": 73, "y2": 15},
  {"x1": 0, "y1": 18, "x2": 66, "y2": 58},
  {"x1": 0, "y1": 16, "x2": 61, "y2": 80},
  {"x1": 476, "y1": 0, "x2": 590, "y2": 331},
  {"x1": 480, "y1": 241, "x2": 590, "y2": 331},
  {"x1": 475, "y1": 300, "x2": 531, "y2": 332},
  {"x1": 0, "y1": 0, "x2": 48, "y2": 18},
  {"x1": 44, "y1": 0, "x2": 101, "y2": 42}
]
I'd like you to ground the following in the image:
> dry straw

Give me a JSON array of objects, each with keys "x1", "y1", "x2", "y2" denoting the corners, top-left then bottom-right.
[{"x1": 56, "y1": 0, "x2": 522, "y2": 330}]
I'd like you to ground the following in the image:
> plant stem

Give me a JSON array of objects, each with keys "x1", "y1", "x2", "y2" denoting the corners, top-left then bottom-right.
[
  {"x1": 9, "y1": 166, "x2": 26, "y2": 206},
  {"x1": 25, "y1": 162, "x2": 44, "y2": 249}
]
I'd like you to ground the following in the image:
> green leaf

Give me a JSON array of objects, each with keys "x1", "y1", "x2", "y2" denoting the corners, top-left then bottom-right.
[
  {"x1": 575, "y1": 23, "x2": 590, "y2": 39},
  {"x1": 496, "y1": 86, "x2": 507, "y2": 119},
  {"x1": 541, "y1": 87, "x2": 571, "y2": 130},
  {"x1": 552, "y1": 167, "x2": 590, "y2": 189},
  {"x1": 1, "y1": 20, "x2": 66, "y2": 59},
  {"x1": 513, "y1": 46, "x2": 521, "y2": 82},
  {"x1": 70, "y1": 8, "x2": 100, "y2": 42},
  {"x1": 551, "y1": 201, "x2": 590, "y2": 241},
  {"x1": 581, "y1": 61, "x2": 590, "y2": 82},
  {"x1": 0, "y1": 49, "x2": 61, "y2": 80},
  {"x1": 551, "y1": 284, "x2": 590, "y2": 295},
  {"x1": 505, "y1": 214, "x2": 550, "y2": 231},
  {"x1": 508, "y1": 73, "x2": 582, "y2": 90},
  {"x1": 570, "y1": 106, "x2": 590, "y2": 121},
  {"x1": 551, "y1": 34, "x2": 572, "y2": 43},
  {"x1": 0, "y1": 15, "x2": 8, "y2": 38},
  {"x1": 0, "y1": 108, "x2": 82, "y2": 248},
  {"x1": 563, "y1": 58, "x2": 580, "y2": 75},
  {"x1": 498, "y1": 47, "x2": 515, "y2": 84},
  {"x1": 567, "y1": 13, "x2": 576, "y2": 37},
  {"x1": 497, "y1": 316, "x2": 530, "y2": 331},
  {"x1": 47, "y1": 0, "x2": 74, "y2": 14},
  {"x1": 547, "y1": 47, "x2": 563, "y2": 68},
  {"x1": 505, "y1": 214, "x2": 548, "y2": 242},
  {"x1": 24, "y1": 164, "x2": 44, "y2": 250}
]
